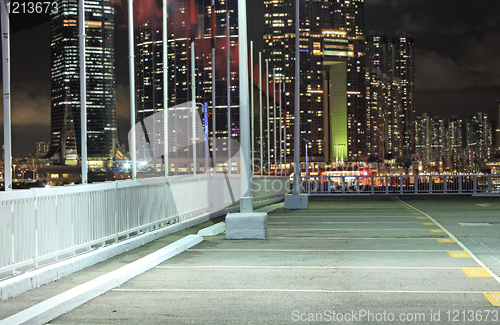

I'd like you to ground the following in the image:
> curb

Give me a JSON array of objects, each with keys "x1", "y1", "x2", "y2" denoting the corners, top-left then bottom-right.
[{"x1": 0, "y1": 234, "x2": 204, "y2": 325}]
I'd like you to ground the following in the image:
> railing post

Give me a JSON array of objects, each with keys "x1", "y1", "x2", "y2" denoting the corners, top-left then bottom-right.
[
  {"x1": 429, "y1": 176, "x2": 433, "y2": 194},
  {"x1": 414, "y1": 176, "x2": 418, "y2": 194},
  {"x1": 327, "y1": 176, "x2": 331, "y2": 194},
  {"x1": 371, "y1": 176, "x2": 374, "y2": 194},
  {"x1": 444, "y1": 176, "x2": 447, "y2": 194},
  {"x1": 385, "y1": 176, "x2": 389, "y2": 194},
  {"x1": 473, "y1": 175, "x2": 477, "y2": 193},
  {"x1": 488, "y1": 174, "x2": 492, "y2": 193},
  {"x1": 342, "y1": 176, "x2": 345, "y2": 194},
  {"x1": 400, "y1": 176, "x2": 403, "y2": 194},
  {"x1": 356, "y1": 176, "x2": 360, "y2": 193},
  {"x1": 459, "y1": 175, "x2": 462, "y2": 193}
]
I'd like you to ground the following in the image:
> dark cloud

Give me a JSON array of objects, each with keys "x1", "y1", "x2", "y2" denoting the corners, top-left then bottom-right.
[{"x1": 366, "y1": 0, "x2": 500, "y2": 120}]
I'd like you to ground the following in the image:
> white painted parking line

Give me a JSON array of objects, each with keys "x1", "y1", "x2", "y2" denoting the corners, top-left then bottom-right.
[
  {"x1": 112, "y1": 288, "x2": 488, "y2": 294},
  {"x1": 269, "y1": 215, "x2": 417, "y2": 218},
  {"x1": 269, "y1": 237, "x2": 445, "y2": 240},
  {"x1": 269, "y1": 221, "x2": 423, "y2": 224},
  {"x1": 188, "y1": 248, "x2": 450, "y2": 252},
  {"x1": 156, "y1": 265, "x2": 464, "y2": 270},
  {"x1": 269, "y1": 228, "x2": 433, "y2": 231}
]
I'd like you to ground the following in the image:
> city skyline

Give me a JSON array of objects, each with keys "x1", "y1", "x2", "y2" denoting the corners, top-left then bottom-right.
[{"x1": 1, "y1": 0, "x2": 500, "y2": 158}]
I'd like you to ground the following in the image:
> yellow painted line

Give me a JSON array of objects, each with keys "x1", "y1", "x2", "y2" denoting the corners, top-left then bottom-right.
[
  {"x1": 462, "y1": 268, "x2": 492, "y2": 277},
  {"x1": 483, "y1": 293, "x2": 500, "y2": 306},
  {"x1": 416, "y1": 216, "x2": 429, "y2": 219},
  {"x1": 422, "y1": 222, "x2": 436, "y2": 226},
  {"x1": 397, "y1": 197, "x2": 500, "y2": 286},
  {"x1": 412, "y1": 212, "x2": 424, "y2": 214},
  {"x1": 436, "y1": 238, "x2": 456, "y2": 243},
  {"x1": 428, "y1": 229, "x2": 445, "y2": 233},
  {"x1": 448, "y1": 251, "x2": 472, "y2": 258}
]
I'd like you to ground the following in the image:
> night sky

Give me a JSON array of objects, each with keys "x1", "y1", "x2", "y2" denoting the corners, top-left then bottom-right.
[{"x1": 1, "y1": 0, "x2": 500, "y2": 158}]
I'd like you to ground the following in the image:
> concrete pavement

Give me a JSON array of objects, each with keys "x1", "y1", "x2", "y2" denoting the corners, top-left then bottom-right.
[{"x1": 2, "y1": 196, "x2": 500, "y2": 324}]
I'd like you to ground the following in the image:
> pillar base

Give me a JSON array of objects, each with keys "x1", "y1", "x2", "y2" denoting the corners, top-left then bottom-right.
[
  {"x1": 225, "y1": 212, "x2": 268, "y2": 239},
  {"x1": 284, "y1": 193, "x2": 309, "y2": 210}
]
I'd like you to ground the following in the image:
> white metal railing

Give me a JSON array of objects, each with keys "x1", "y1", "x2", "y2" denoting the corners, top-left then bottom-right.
[
  {"x1": 0, "y1": 175, "x2": 288, "y2": 278},
  {"x1": 300, "y1": 174, "x2": 500, "y2": 195}
]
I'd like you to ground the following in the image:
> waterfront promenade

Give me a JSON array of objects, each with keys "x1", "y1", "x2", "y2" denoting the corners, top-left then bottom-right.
[{"x1": 1, "y1": 196, "x2": 500, "y2": 324}]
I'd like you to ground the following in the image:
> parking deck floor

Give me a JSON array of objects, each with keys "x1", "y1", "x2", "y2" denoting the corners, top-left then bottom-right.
[{"x1": 2, "y1": 196, "x2": 500, "y2": 324}]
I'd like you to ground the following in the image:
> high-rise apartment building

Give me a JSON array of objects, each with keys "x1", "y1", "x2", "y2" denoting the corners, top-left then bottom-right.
[
  {"x1": 447, "y1": 116, "x2": 463, "y2": 169},
  {"x1": 46, "y1": 0, "x2": 118, "y2": 167},
  {"x1": 393, "y1": 32, "x2": 415, "y2": 159},
  {"x1": 430, "y1": 116, "x2": 445, "y2": 165},
  {"x1": 415, "y1": 113, "x2": 430, "y2": 164},
  {"x1": 263, "y1": 0, "x2": 365, "y2": 163},
  {"x1": 366, "y1": 30, "x2": 415, "y2": 162},
  {"x1": 495, "y1": 99, "x2": 500, "y2": 148},
  {"x1": 466, "y1": 113, "x2": 492, "y2": 160}
]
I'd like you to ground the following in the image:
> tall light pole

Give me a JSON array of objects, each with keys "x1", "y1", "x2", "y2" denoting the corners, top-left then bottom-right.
[
  {"x1": 284, "y1": 79, "x2": 287, "y2": 176},
  {"x1": 163, "y1": 0, "x2": 169, "y2": 179},
  {"x1": 259, "y1": 52, "x2": 263, "y2": 174},
  {"x1": 79, "y1": 0, "x2": 88, "y2": 184},
  {"x1": 226, "y1": 11, "x2": 231, "y2": 174},
  {"x1": 211, "y1": 0, "x2": 216, "y2": 172},
  {"x1": 191, "y1": 12, "x2": 197, "y2": 175},
  {"x1": 293, "y1": 0, "x2": 300, "y2": 194},
  {"x1": 250, "y1": 41, "x2": 255, "y2": 175},
  {"x1": 273, "y1": 67, "x2": 277, "y2": 176},
  {"x1": 266, "y1": 60, "x2": 270, "y2": 175},
  {"x1": 128, "y1": 0, "x2": 137, "y2": 180},
  {"x1": 284, "y1": 0, "x2": 308, "y2": 209},
  {"x1": 279, "y1": 75, "x2": 283, "y2": 176},
  {"x1": 1, "y1": 0, "x2": 12, "y2": 191},
  {"x1": 225, "y1": 0, "x2": 268, "y2": 240}
]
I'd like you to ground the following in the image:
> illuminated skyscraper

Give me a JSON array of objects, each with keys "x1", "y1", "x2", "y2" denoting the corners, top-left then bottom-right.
[
  {"x1": 263, "y1": 0, "x2": 366, "y2": 163},
  {"x1": 447, "y1": 116, "x2": 464, "y2": 169},
  {"x1": 46, "y1": 0, "x2": 118, "y2": 167},
  {"x1": 366, "y1": 31, "x2": 415, "y2": 162},
  {"x1": 392, "y1": 32, "x2": 416, "y2": 160},
  {"x1": 430, "y1": 116, "x2": 445, "y2": 165},
  {"x1": 466, "y1": 112, "x2": 492, "y2": 160},
  {"x1": 415, "y1": 113, "x2": 430, "y2": 164}
]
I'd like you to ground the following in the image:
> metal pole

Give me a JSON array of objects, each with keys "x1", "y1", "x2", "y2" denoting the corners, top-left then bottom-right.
[
  {"x1": 128, "y1": 0, "x2": 137, "y2": 180},
  {"x1": 163, "y1": 0, "x2": 169, "y2": 179},
  {"x1": 259, "y1": 52, "x2": 263, "y2": 174},
  {"x1": 1, "y1": 0, "x2": 12, "y2": 191},
  {"x1": 238, "y1": 0, "x2": 252, "y2": 212},
  {"x1": 226, "y1": 11, "x2": 231, "y2": 174},
  {"x1": 204, "y1": 103, "x2": 209, "y2": 172},
  {"x1": 250, "y1": 41, "x2": 254, "y2": 175},
  {"x1": 305, "y1": 140, "x2": 308, "y2": 178},
  {"x1": 266, "y1": 60, "x2": 270, "y2": 175},
  {"x1": 284, "y1": 79, "x2": 287, "y2": 175},
  {"x1": 273, "y1": 67, "x2": 276, "y2": 176},
  {"x1": 211, "y1": 0, "x2": 216, "y2": 172},
  {"x1": 279, "y1": 76, "x2": 282, "y2": 176},
  {"x1": 191, "y1": 40, "x2": 196, "y2": 174},
  {"x1": 293, "y1": 0, "x2": 300, "y2": 195},
  {"x1": 79, "y1": 0, "x2": 87, "y2": 184}
]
